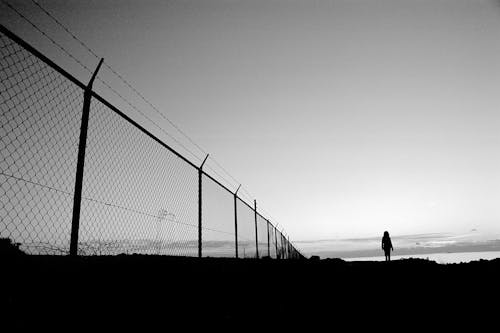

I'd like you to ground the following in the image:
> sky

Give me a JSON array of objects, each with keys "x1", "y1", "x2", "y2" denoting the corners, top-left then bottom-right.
[{"x1": 2, "y1": 0, "x2": 500, "y2": 251}]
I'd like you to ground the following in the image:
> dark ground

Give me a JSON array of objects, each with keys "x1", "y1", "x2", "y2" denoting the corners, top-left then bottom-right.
[{"x1": 2, "y1": 250, "x2": 499, "y2": 329}]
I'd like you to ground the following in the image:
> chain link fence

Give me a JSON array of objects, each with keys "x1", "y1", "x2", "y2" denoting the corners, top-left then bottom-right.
[{"x1": 0, "y1": 24, "x2": 304, "y2": 259}]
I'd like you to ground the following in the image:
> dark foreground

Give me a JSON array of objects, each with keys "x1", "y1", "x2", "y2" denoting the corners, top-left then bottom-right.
[{"x1": 3, "y1": 252, "x2": 499, "y2": 329}]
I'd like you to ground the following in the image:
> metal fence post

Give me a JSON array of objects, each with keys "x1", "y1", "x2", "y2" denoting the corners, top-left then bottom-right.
[
  {"x1": 69, "y1": 58, "x2": 103, "y2": 256},
  {"x1": 274, "y1": 226, "x2": 279, "y2": 259},
  {"x1": 278, "y1": 231, "x2": 285, "y2": 259},
  {"x1": 286, "y1": 237, "x2": 289, "y2": 259},
  {"x1": 287, "y1": 236, "x2": 290, "y2": 259},
  {"x1": 282, "y1": 234, "x2": 285, "y2": 259},
  {"x1": 254, "y1": 200, "x2": 259, "y2": 259},
  {"x1": 281, "y1": 233, "x2": 285, "y2": 259},
  {"x1": 234, "y1": 185, "x2": 241, "y2": 258},
  {"x1": 287, "y1": 236, "x2": 291, "y2": 259},
  {"x1": 198, "y1": 154, "x2": 209, "y2": 258},
  {"x1": 267, "y1": 220, "x2": 270, "y2": 258}
]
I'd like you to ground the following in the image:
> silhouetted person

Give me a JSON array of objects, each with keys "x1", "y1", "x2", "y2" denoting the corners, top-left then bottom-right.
[{"x1": 382, "y1": 231, "x2": 394, "y2": 261}]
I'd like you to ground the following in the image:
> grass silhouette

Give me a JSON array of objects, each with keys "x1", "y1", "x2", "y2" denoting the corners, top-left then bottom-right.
[{"x1": 2, "y1": 238, "x2": 498, "y2": 329}]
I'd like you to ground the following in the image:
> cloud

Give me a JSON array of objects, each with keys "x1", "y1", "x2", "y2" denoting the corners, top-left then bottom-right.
[{"x1": 300, "y1": 233, "x2": 500, "y2": 258}]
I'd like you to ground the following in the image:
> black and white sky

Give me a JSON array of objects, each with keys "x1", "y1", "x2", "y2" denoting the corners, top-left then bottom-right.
[{"x1": 2, "y1": 0, "x2": 500, "y2": 243}]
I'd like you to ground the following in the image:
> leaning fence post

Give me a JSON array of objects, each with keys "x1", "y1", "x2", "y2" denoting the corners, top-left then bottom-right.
[
  {"x1": 70, "y1": 58, "x2": 103, "y2": 256},
  {"x1": 254, "y1": 200, "x2": 259, "y2": 259},
  {"x1": 198, "y1": 154, "x2": 209, "y2": 258},
  {"x1": 234, "y1": 184, "x2": 241, "y2": 258}
]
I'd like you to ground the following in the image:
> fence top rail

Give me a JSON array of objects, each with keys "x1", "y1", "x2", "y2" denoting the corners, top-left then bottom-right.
[
  {"x1": 236, "y1": 196, "x2": 256, "y2": 212},
  {"x1": 201, "y1": 170, "x2": 235, "y2": 197},
  {"x1": 256, "y1": 212, "x2": 269, "y2": 222}
]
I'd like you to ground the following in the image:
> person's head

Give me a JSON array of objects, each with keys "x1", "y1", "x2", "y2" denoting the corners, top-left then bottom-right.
[{"x1": 384, "y1": 231, "x2": 389, "y2": 238}]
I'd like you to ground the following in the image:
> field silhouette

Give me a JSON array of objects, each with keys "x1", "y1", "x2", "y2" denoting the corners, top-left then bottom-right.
[{"x1": 2, "y1": 239, "x2": 498, "y2": 329}]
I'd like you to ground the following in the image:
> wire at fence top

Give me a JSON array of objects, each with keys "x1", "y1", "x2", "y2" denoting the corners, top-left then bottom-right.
[
  {"x1": 1, "y1": 0, "x2": 204, "y2": 165},
  {"x1": 27, "y1": 0, "x2": 254, "y2": 197},
  {"x1": 0, "y1": 0, "x2": 93, "y2": 75},
  {"x1": 93, "y1": 77, "x2": 204, "y2": 164},
  {"x1": 11, "y1": 0, "x2": 262, "y2": 213},
  {"x1": 28, "y1": 0, "x2": 100, "y2": 59},
  {"x1": 33, "y1": 0, "x2": 209, "y2": 159},
  {"x1": 1, "y1": 1, "x2": 299, "y2": 250}
]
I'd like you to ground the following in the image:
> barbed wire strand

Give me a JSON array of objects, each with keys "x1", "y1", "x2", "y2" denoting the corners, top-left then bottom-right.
[
  {"x1": 1, "y1": 0, "x2": 93, "y2": 74},
  {"x1": 29, "y1": 0, "x2": 100, "y2": 59},
  {"x1": 3, "y1": 0, "x2": 204, "y2": 164},
  {"x1": 27, "y1": 0, "x2": 256, "y2": 198}
]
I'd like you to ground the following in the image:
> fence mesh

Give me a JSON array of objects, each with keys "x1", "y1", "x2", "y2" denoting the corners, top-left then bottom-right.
[
  {"x1": 202, "y1": 175, "x2": 235, "y2": 257},
  {"x1": 236, "y1": 198, "x2": 257, "y2": 258},
  {"x1": 0, "y1": 30, "x2": 83, "y2": 254},
  {"x1": 256, "y1": 213, "x2": 269, "y2": 258},
  {"x1": 78, "y1": 98, "x2": 199, "y2": 256},
  {"x1": 269, "y1": 225, "x2": 277, "y2": 259},
  {"x1": 0, "y1": 26, "x2": 302, "y2": 259},
  {"x1": 276, "y1": 231, "x2": 283, "y2": 259},
  {"x1": 283, "y1": 234, "x2": 289, "y2": 259}
]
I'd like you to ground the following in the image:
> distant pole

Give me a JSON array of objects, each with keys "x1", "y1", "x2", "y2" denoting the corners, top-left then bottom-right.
[
  {"x1": 70, "y1": 58, "x2": 103, "y2": 256},
  {"x1": 234, "y1": 184, "x2": 241, "y2": 258},
  {"x1": 198, "y1": 154, "x2": 209, "y2": 258},
  {"x1": 254, "y1": 200, "x2": 259, "y2": 259}
]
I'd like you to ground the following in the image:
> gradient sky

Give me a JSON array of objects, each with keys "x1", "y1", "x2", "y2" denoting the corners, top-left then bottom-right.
[{"x1": 2, "y1": 0, "x2": 500, "y2": 246}]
